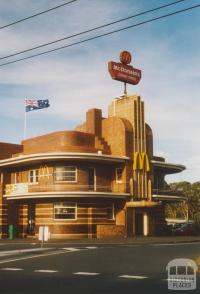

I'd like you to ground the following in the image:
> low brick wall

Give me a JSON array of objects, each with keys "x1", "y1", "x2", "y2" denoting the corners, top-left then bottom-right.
[{"x1": 97, "y1": 225, "x2": 125, "y2": 239}]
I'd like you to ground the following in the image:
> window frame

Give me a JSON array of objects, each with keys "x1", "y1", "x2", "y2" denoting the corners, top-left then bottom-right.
[
  {"x1": 0, "y1": 172, "x2": 3, "y2": 185},
  {"x1": 53, "y1": 202, "x2": 77, "y2": 221},
  {"x1": 28, "y1": 169, "x2": 39, "y2": 184},
  {"x1": 14, "y1": 172, "x2": 20, "y2": 184},
  {"x1": 54, "y1": 166, "x2": 77, "y2": 183}
]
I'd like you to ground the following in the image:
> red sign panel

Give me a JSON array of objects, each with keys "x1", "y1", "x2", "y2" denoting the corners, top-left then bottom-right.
[{"x1": 108, "y1": 61, "x2": 141, "y2": 85}]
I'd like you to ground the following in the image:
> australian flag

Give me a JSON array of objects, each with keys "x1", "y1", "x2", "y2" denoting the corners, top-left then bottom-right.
[{"x1": 25, "y1": 99, "x2": 50, "y2": 112}]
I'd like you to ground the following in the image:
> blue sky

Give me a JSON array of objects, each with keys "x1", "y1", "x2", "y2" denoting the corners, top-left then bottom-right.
[{"x1": 0, "y1": 0, "x2": 199, "y2": 183}]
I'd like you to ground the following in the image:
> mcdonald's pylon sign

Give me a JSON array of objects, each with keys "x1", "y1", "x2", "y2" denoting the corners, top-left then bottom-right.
[
  {"x1": 133, "y1": 152, "x2": 150, "y2": 172},
  {"x1": 39, "y1": 165, "x2": 50, "y2": 178}
]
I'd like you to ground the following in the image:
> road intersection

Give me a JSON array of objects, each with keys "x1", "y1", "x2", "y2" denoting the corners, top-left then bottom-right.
[{"x1": 0, "y1": 241, "x2": 199, "y2": 293}]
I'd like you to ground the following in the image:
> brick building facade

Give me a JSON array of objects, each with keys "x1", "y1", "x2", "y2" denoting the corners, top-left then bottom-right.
[{"x1": 0, "y1": 95, "x2": 185, "y2": 239}]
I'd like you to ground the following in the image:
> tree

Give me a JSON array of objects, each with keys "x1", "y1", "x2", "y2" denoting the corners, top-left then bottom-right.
[
  {"x1": 193, "y1": 212, "x2": 200, "y2": 230},
  {"x1": 166, "y1": 181, "x2": 200, "y2": 220}
]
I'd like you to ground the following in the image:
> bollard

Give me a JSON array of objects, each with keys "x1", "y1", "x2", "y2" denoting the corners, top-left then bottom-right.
[{"x1": 9, "y1": 224, "x2": 14, "y2": 240}]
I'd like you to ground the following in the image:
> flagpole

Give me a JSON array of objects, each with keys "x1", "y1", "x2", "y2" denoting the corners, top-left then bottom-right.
[{"x1": 24, "y1": 104, "x2": 27, "y2": 140}]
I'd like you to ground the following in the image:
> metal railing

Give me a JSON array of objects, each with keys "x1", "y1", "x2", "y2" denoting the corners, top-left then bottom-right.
[
  {"x1": 5, "y1": 182, "x2": 129, "y2": 195},
  {"x1": 153, "y1": 189, "x2": 184, "y2": 197}
]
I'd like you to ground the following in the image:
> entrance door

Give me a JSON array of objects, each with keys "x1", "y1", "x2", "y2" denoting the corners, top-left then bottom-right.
[
  {"x1": 88, "y1": 168, "x2": 96, "y2": 191},
  {"x1": 135, "y1": 212, "x2": 144, "y2": 236},
  {"x1": 27, "y1": 204, "x2": 35, "y2": 235},
  {"x1": 126, "y1": 208, "x2": 135, "y2": 237}
]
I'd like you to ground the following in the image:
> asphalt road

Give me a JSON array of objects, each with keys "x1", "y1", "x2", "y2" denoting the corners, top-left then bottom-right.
[{"x1": 0, "y1": 242, "x2": 199, "y2": 294}]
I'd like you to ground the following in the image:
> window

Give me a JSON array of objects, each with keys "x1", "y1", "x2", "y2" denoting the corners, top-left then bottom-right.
[
  {"x1": 54, "y1": 203, "x2": 77, "y2": 220},
  {"x1": 0, "y1": 173, "x2": 3, "y2": 184},
  {"x1": 28, "y1": 169, "x2": 39, "y2": 183},
  {"x1": 116, "y1": 168, "x2": 123, "y2": 183},
  {"x1": 107, "y1": 204, "x2": 115, "y2": 220},
  {"x1": 88, "y1": 167, "x2": 96, "y2": 191},
  {"x1": 54, "y1": 166, "x2": 77, "y2": 182}
]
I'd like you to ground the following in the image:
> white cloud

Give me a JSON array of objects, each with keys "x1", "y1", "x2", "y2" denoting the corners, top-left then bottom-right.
[{"x1": 0, "y1": 0, "x2": 199, "y2": 182}]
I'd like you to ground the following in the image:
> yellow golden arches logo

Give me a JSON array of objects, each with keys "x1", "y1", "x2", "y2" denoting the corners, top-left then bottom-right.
[
  {"x1": 133, "y1": 152, "x2": 150, "y2": 172},
  {"x1": 5, "y1": 184, "x2": 14, "y2": 195},
  {"x1": 39, "y1": 165, "x2": 50, "y2": 178}
]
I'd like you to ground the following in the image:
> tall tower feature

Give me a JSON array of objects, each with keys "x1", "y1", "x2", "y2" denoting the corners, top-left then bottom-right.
[
  {"x1": 108, "y1": 95, "x2": 152, "y2": 200},
  {"x1": 0, "y1": 50, "x2": 186, "y2": 240}
]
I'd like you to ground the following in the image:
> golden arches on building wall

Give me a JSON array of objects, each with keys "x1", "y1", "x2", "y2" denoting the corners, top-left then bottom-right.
[
  {"x1": 133, "y1": 152, "x2": 150, "y2": 172},
  {"x1": 38, "y1": 165, "x2": 50, "y2": 179}
]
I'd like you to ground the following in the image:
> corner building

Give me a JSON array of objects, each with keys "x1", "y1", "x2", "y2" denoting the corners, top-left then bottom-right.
[{"x1": 0, "y1": 95, "x2": 185, "y2": 239}]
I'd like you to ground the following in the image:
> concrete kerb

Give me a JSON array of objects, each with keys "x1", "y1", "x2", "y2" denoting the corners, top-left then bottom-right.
[{"x1": 0, "y1": 236, "x2": 200, "y2": 246}]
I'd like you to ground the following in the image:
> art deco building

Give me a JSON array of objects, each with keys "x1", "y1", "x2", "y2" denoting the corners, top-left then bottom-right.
[{"x1": 0, "y1": 95, "x2": 185, "y2": 239}]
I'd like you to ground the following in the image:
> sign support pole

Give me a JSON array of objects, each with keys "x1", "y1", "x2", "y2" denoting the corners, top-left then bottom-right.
[{"x1": 124, "y1": 82, "x2": 127, "y2": 96}]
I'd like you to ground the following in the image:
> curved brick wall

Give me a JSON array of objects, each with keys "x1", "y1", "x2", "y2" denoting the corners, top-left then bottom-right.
[
  {"x1": 102, "y1": 117, "x2": 133, "y2": 157},
  {"x1": 145, "y1": 123, "x2": 153, "y2": 159},
  {"x1": 0, "y1": 143, "x2": 22, "y2": 159},
  {"x1": 22, "y1": 131, "x2": 97, "y2": 155}
]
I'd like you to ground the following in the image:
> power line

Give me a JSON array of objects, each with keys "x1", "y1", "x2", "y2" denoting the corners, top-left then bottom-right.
[
  {"x1": 0, "y1": 0, "x2": 79, "y2": 30},
  {"x1": 0, "y1": 3, "x2": 199, "y2": 68},
  {"x1": 0, "y1": 0, "x2": 189, "y2": 61}
]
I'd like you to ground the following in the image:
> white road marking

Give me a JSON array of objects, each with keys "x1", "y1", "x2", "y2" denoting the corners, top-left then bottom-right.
[
  {"x1": 62, "y1": 248, "x2": 81, "y2": 252},
  {"x1": 34, "y1": 269, "x2": 58, "y2": 273},
  {"x1": 1, "y1": 267, "x2": 23, "y2": 271},
  {"x1": 119, "y1": 275, "x2": 148, "y2": 279},
  {"x1": 119, "y1": 245, "x2": 140, "y2": 248},
  {"x1": 85, "y1": 246, "x2": 98, "y2": 249},
  {"x1": 151, "y1": 242, "x2": 200, "y2": 246},
  {"x1": 0, "y1": 247, "x2": 53, "y2": 256},
  {"x1": 74, "y1": 272, "x2": 99, "y2": 276},
  {"x1": 0, "y1": 249, "x2": 74, "y2": 264},
  {"x1": 163, "y1": 278, "x2": 187, "y2": 282}
]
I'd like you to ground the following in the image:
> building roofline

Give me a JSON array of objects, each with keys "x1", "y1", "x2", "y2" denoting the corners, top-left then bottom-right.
[
  {"x1": 4, "y1": 191, "x2": 129, "y2": 200},
  {"x1": 0, "y1": 152, "x2": 130, "y2": 167},
  {"x1": 152, "y1": 194, "x2": 187, "y2": 201},
  {"x1": 151, "y1": 160, "x2": 186, "y2": 174}
]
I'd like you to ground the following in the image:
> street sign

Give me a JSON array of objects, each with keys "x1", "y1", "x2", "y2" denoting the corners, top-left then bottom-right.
[{"x1": 39, "y1": 226, "x2": 49, "y2": 245}]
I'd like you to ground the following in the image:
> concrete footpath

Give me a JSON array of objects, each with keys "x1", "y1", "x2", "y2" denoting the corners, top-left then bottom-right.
[{"x1": 1, "y1": 235, "x2": 200, "y2": 245}]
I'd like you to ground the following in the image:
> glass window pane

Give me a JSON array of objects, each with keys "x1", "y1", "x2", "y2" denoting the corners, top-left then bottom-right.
[
  {"x1": 116, "y1": 168, "x2": 123, "y2": 182},
  {"x1": 29, "y1": 169, "x2": 39, "y2": 183},
  {"x1": 56, "y1": 167, "x2": 65, "y2": 172},
  {"x1": 65, "y1": 166, "x2": 76, "y2": 171},
  {"x1": 54, "y1": 166, "x2": 76, "y2": 181},
  {"x1": 35, "y1": 169, "x2": 39, "y2": 181},
  {"x1": 66, "y1": 172, "x2": 76, "y2": 177},
  {"x1": 55, "y1": 174, "x2": 64, "y2": 181},
  {"x1": 65, "y1": 176, "x2": 76, "y2": 181},
  {"x1": 107, "y1": 207, "x2": 113, "y2": 220},
  {"x1": 54, "y1": 203, "x2": 76, "y2": 220},
  {"x1": 55, "y1": 213, "x2": 75, "y2": 219}
]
